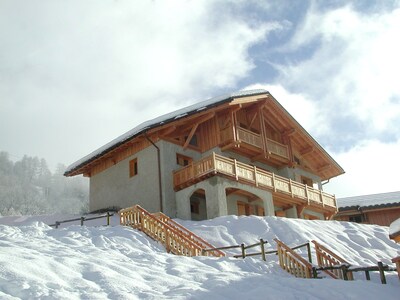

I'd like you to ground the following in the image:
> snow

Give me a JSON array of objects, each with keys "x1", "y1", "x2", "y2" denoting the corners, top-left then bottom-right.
[
  {"x1": 0, "y1": 214, "x2": 399, "y2": 299},
  {"x1": 64, "y1": 89, "x2": 268, "y2": 175},
  {"x1": 337, "y1": 191, "x2": 400, "y2": 208},
  {"x1": 390, "y1": 217, "x2": 400, "y2": 236}
]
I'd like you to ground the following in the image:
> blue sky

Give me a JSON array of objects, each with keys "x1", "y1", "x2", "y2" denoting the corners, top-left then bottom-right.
[{"x1": 1, "y1": 0, "x2": 399, "y2": 197}]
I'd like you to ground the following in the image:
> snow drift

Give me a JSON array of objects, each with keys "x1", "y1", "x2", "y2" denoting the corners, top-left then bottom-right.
[{"x1": 0, "y1": 214, "x2": 399, "y2": 299}]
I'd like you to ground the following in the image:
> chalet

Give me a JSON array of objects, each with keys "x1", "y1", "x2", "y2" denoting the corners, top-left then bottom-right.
[
  {"x1": 64, "y1": 90, "x2": 344, "y2": 220},
  {"x1": 334, "y1": 191, "x2": 400, "y2": 226}
]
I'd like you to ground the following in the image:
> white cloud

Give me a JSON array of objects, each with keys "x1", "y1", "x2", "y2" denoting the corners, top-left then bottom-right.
[
  {"x1": 251, "y1": 4, "x2": 400, "y2": 197},
  {"x1": 0, "y1": 0, "x2": 279, "y2": 167},
  {"x1": 324, "y1": 139, "x2": 400, "y2": 197},
  {"x1": 277, "y1": 4, "x2": 400, "y2": 138}
]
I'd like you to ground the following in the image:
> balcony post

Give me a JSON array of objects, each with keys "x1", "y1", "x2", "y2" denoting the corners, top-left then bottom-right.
[{"x1": 234, "y1": 159, "x2": 238, "y2": 181}]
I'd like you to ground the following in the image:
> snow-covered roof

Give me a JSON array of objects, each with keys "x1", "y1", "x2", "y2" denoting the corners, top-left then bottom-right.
[
  {"x1": 337, "y1": 191, "x2": 400, "y2": 209},
  {"x1": 389, "y1": 217, "x2": 400, "y2": 237},
  {"x1": 65, "y1": 89, "x2": 269, "y2": 175}
]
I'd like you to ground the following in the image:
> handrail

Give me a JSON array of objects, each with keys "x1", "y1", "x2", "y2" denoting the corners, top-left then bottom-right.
[
  {"x1": 274, "y1": 238, "x2": 313, "y2": 278},
  {"x1": 120, "y1": 205, "x2": 224, "y2": 257},
  {"x1": 312, "y1": 240, "x2": 353, "y2": 280},
  {"x1": 153, "y1": 212, "x2": 225, "y2": 257},
  {"x1": 49, "y1": 212, "x2": 114, "y2": 228},
  {"x1": 173, "y1": 152, "x2": 337, "y2": 209}
]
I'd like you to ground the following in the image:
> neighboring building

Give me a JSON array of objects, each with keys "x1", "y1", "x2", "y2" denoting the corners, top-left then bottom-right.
[
  {"x1": 335, "y1": 191, "x2": 400, "y2": 226},
  {"x1": 64, "y1": 90, "x2": 344, "y2": 220}
]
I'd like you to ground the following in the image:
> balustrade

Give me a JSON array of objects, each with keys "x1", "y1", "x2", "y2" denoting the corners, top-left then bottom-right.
[{"x1": 173, "y1": 153, "x2": 336, "y2": 210}]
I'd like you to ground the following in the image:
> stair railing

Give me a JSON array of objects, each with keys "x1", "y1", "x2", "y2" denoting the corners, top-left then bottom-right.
[
  {"x1": 312, "y1": 240, "x2": 353, "y2": 280},
  {"x1": 274, "y1": 238, "x2": 313, "y2": 278},
  {"x1": 120, "y1": 205, "x2": 224, "y2": 257}
]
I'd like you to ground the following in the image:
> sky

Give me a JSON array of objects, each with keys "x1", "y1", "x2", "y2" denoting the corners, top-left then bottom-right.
[{"x1": 1, "y1": 0, "x2": 399, "y2": 198}]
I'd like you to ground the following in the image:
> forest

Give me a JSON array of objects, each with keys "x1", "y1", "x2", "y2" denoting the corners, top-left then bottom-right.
[{"x1": 0, "y1": 151, "x2": 88, "y2": 216}]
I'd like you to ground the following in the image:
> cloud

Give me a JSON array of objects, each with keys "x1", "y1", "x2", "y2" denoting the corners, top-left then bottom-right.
[
  {"x1": 275, "y1": 4, "x2": 400, "y2": 144},
  {"x1": 0, "y1": 0, "x2": 280, "y2": 168},
  {"x1": 324, "y1": 139, "x2": 400, "y2": 197},
  {"x1": 247, "y1": 3, "x2": 400, "y2": 197}
]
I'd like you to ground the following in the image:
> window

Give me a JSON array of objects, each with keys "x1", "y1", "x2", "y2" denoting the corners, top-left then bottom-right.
[
  {"x1": 301, "y1": 176, "x2": 313, "y2": 187},
  {"x1": 176, "y1": 153, "x2": 192, "y2": 166},
  {"x1": 349, "y1": 215, "x2": 362, "y2": 223},
  {"x1": 129, "y1": 158, "x2": 138, "y2": 177}
]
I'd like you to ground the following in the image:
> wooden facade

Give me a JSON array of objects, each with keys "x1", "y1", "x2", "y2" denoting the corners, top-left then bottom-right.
[
  {"x1": 335, "y1": 192, "x2": 400, "y2": 226},
  {"x1": 65, "y1": 90, "x2": 344, "y2": 219}
]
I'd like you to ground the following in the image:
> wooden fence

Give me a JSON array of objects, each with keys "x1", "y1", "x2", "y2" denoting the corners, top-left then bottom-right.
[{"x1": 49, "y1": 212, "x2": 114, "y2": 228}]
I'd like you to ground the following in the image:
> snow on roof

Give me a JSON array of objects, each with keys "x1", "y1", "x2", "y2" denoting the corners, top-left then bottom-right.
[
  {"x1": 65, "y1": 89, "x2": 268, "y2": 175},
  {"x1": 337, "y1": 191, "x2": 400, "y2": 209},
  {"x1": 389, "y1": 217, "x2": 400, "y2": 237}
]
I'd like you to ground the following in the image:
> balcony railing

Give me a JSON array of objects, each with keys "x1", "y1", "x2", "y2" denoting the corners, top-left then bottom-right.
[
  {"x1": 221, "y1": 126, "x2": 289, "y2": 160},
  {"x1": 173, "y1": 153, "x2": 336, "y2": 209}
]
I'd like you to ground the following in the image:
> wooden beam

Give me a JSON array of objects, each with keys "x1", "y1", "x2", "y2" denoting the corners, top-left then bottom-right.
[
  {"x1": 300, "y1": 146, "x2": 314, "y2": 156},
  {"x1": 248, "y1": 110, "x2": 258, "y2": 129},
  {"x1": 183, "y1": 123, "x2": 199, "y2": 149},
  {"x1": 317, "y1": 164, "x2": 331, "y2": 172},
  {"x1": 282, "y1": 128, "x2": 296, "y2": 136},
  {"x1": 158, "y1": 125, "x2": 177, "y2": 137},
  {"x1": 297, "y1": 204, "x2": 306, "y2": 217}
]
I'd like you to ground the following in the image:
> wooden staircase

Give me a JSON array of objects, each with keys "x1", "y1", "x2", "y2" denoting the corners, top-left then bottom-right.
[
  {"x1": 119, "y1": 205, "x2": 225, "y2": 257},
  {"x1": 274, "y1": 238, "x2": 355, "y2": 280},
  {"x1": 312, "y1": 240, "x2": 353, "y2": 280},
  {"x1": 274, "y1": 238, "x2": 313, "y2": 278}
]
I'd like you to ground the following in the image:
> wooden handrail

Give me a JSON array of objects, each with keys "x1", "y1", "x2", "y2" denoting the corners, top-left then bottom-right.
[
  {"x1": 120, "y1": 205, "x2": 225, "y2": 257},
  {"x1": 312, "y1": 240, "x2": 353, "y2": 280},
  {"x1": 274, "y1": 238, "x2": 313, "y2": 278},
  {"x1": 153, "y1": 212, "x2": 225, "y2": 257},
  {"x1": 173, "y1": 152, "x2": 336, "y2": 209}
]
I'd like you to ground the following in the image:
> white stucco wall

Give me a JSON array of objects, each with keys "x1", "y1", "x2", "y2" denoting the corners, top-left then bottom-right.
[{"x1": 89, "y1": 145, "x2": 160, "y2": 212}]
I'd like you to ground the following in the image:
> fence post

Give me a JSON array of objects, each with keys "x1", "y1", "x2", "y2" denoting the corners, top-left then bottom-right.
[
  {"x1": 377, "y1": 262, "x2": 386, "y2": 284},
  {"x1": 260, "y1": 239, "x2": 266, "y2": 261},
  {"x1": 312, "y1": 267, "x2": 318, "y2": 279},
  {"x1": 55, "y1": 221, "x2": 60, "y2": 229},
  {"x1": 80, "y1": 216, "x2": 85, "y2": 226},
  {"x1": 341, "y1": 265, "x2": 348, "y2": 281},
  {"x1": 106, "y1": 212, "x2": 110, "y2": 226},
  {"x1": 306, "y1": 242, "x2": 312, "y2": 263},
  {"x1": 365, "y1": 270, "x2": 370, "y2": 281},
  {"x1": 241, "y1": 243, "x2": 246, "y2": 259}
]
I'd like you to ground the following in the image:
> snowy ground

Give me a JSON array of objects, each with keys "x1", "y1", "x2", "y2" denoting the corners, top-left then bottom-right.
[{"x1": 0, "y1": 214, "x2": 399, "y2": 299}]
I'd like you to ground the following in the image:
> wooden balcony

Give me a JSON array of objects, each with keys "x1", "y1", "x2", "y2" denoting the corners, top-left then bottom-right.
[
  {"x1": 220, "y1": 126, "x2": 289, "y2": 162},
  {"x1": 173, "y1": 153, "x2": 337, "y2": 211}
]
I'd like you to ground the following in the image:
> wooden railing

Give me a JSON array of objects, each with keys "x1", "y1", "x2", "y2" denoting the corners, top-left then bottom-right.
[
  {"x1": 220, "y1": 126, "x2": 289, "y2": 160},
  {"x1": 237, "y1": 127, "x2": 263, "y2": 148},
  {"x1": 266, "y1": 138, "x2": 289, "y2": 159},
  {"x1": 312, "y1": 240, "x2": 353, "y2": 280},
  {"x1": 274, "y1": 238, "x2": 313, "y2": 278},
  {"x1": 120, "y1": 205, "x2": 224, "y2": 257},
  {"x1": 173, "y1": 153, "x2": 337, "y2": 209}
]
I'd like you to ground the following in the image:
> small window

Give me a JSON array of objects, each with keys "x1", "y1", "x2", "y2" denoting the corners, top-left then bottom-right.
[
  {"x1": 184, "y1": 134, "x2": 198, "y2": 147},
  {"x1": 349, "y1": 215, "x2": 362, "y2": 223},
  {"x1": 177, "y1": 153, "x2": 192, "y2": 166},
  {"x1": 129, "y1": 158, "x2": 138, "y2": 177}
]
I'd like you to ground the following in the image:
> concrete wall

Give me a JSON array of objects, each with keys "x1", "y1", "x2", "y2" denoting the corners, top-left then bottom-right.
[
  {"x1": 89, "y1": 145, "x2": 160, "y2": 212},
  {"x1": 158, "y1": 140, "x2": 201, "y2": 217},
  {"x1": 175, "y1": 176, "x2": 274, "y2": 220}
]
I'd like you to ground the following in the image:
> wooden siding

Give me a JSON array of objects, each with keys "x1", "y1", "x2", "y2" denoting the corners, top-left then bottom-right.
[{"x1": 335, "y1": 207, "x2": 400, "y2": 226}]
